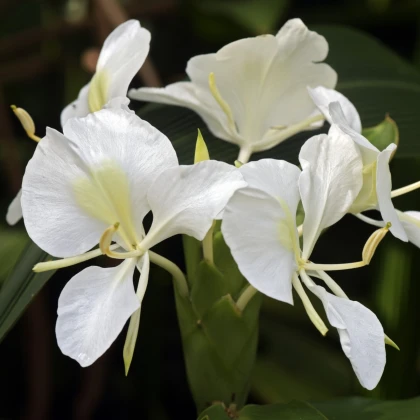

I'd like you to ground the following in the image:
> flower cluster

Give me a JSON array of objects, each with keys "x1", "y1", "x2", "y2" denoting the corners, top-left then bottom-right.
[{"x1": 8, "y1": 19, "x2": 420, "y2": 389}]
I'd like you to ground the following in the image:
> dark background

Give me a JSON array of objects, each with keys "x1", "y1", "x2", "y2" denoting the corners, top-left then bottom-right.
[{"x1": 1, "y1": 0, "x2": 420, "y2": 419}]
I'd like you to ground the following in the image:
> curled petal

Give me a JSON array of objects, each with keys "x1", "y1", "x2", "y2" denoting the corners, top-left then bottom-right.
[
  {"x1": 56, "y1": 259, "x2": 139, "y2": 367},
  {"x1": 309, "y1": 284, "x2": 386, "y2": 390},
  {"x1": 329, "y1": 102, "x2": 378, "y2": 165},
  {"x1": 96, "y1": 20, "x2": 150, "y2": 101},
  {"x1": 61, "y1": 20, "x2": 150, "y2": 125},
  {"x1": 308, "y1": 86, "x2": 361, "y2": 133}
]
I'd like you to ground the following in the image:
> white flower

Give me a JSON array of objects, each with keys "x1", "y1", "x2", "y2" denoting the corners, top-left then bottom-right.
[
  {"x1": 60, "y1": 20, "x2": 151, "y2": 126},
  {"x1": 129, "y1": 19, "x2": 336, "y2": 163},
  {"x1": 309, "y1": 86, "x2": 420, "y2": 243},
  {"x1": 6, "y1": 21, "x2": 149, "y2": 226},
  {"x1": 21, "y1": 107, "x2": 245, "y2": 367},
  {"x1": 222, "y1": 130, "x2": 389, "y2": 390}
]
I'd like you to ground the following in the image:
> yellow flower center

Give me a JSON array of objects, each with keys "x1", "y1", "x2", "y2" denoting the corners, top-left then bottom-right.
[
  {"x1": 88, "y1": 70, "x2": 109, "y2": 113},
  {"x1": 73, "y1": 160, "x2": 139, "y2": 249}
]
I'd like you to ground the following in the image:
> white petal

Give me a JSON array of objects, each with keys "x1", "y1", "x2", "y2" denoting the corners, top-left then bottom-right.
[
  {"x1": 142, "y1": 161, "x2": 246, "y2": 249},
  {"x1": 22, "y1": 128, "x2": 106, "y2": 257},
  {"x1": 61, "y1": 21, "x2": 150, "y2": 126},
  {"x1": 97, "y1": 20, "x2": 150, "y2": 100},
  {"x1": 56, "y1": 258, "x2": 139, "y2": 367},
  {"x1": 23, "y1": 108, "x2": 178, "y2": 257},
  {"x1": 376, "y1": 145, "x2": 408, "y2": 241},
  {"x1": 239, "y1": 159, "x2": 301, "y2": 212},
  {"x1": 186, "y1": 19, "x2": 336, "y2": 148},
  {"x1": 309, "y1": 284, "x2": 385, "y2": 390},
  {"x1": 129, "y1": 82, "x2": 233, "y2": 142},
  {"x1": 299, "y1": 132, "x2": 363, "y2": 259},
  {"x1": 329, "y1": 102, "x2": 378, "y2": 165},
  {"x1": 222, "y1": 187, "x2": 297, "y2": 304},
  {"x1": 399, "y1": 211, "x2": 420, "y2": 248},
  {"x1": 6, "y1": 189, "x2": 23, "y2": 225},
  {"x1": 308, "y1": 86, "x2": 361, "y2": 133},
  {"x1": 60, "y1": 84, "x2": 90, "y2": 127}
]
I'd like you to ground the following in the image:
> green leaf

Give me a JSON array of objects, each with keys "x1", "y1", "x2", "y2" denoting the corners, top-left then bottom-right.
[
  {"x1": 362, "y1": 115, "x2": 399, "y2": 153},
  {"x1": 191, "y1": 261, "x2": 229, "y2": 317},
  {"x1": 313, "y1": 396, "x2": 420, "y2": 420},
  {"x1": 240, "y1": 401, "x2": 327, "y2": 419},
  {"x1": 0, "y1": 227, "x2": 28, "y2": 287},
  {"x1": 0, "y1": 240, "x2": 56, "y2": 342},
  {"x1": 198, "y1": 397, "x2": 420, "y2": 420},
  {"x1": 197, "y1": 401, "x2": 327, "y2": 419},
  {"x1": 176, "y1": 235, "x2": 262, "y2": 413}
]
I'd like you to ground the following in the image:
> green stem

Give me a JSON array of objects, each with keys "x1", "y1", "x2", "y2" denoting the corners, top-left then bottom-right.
[
  {"x1": 236, "y1": 284, "x2": 258, "y2": 311},
  {"x1": 148, "y1": 250, "x2": 189, "y2": 297}
]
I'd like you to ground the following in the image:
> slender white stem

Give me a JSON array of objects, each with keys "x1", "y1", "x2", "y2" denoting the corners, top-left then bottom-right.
[
  {"x1": 303, "y1": 261, "x2": 365, "y2": 272},
  {"x1": 33, "y1": 244, "x2": 120, "y2": 273},
  {"x1": 353, "y1": 213, "x2": 386, "y2": 228},
  {"x1": 237, "y1": 146, "x2": 252, "y2": 164},
  {"x1": 391, "y1": 180, "x2": 420, "y2": 198},
  {"x1": 293, "y1": 272, "x2": 328, "y2": 336},
  {"x1": 236, "y1": 284, "x2": 258, "y2": 311},
  {"x1": 148, "y1": 250, "x2": 189, "y2": 297}
]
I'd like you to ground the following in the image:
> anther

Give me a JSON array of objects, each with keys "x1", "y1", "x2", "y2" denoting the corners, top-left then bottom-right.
[
  {"x1": 362, "y1": 222, "x2": 391, "y2": 265},
  {"x1": 99, "y1": 223, "x2": 144, "y2": 259},
  {"x1": 11, "y1": 105, "x2": 41, "y2": 142}
]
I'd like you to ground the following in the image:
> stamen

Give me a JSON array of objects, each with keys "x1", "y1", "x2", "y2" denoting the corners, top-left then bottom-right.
[
  {"x1": 11, "y1": 105, "x2": 41, "y2": 142},
  {"x1": 33, "y1": 244, "x2": 120, "y2": 272},
  {"x1": 293, "y1": 272, "x2": 328, "y2": 336},
  {"x1": 234, "y1": 160, "x2": 243, "y2": 168},
  {"x1": 391, "y1": 180, "x2": 420, "y2": 198},
  {"x1": 208, "y1": 72, "x2": 236, "y2": 131},
  {"x1": 99, "y1": 223, "x2": 144, "y2": 259},
  {"x1": 362, "y1": 222, "x2": 391, "y2": 264},
  {"x1": 303, "y1": 260, "x2": 365, "y2": 272}
]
